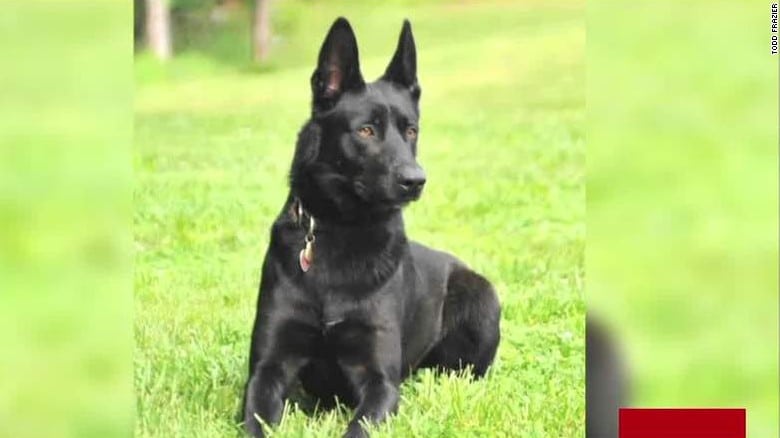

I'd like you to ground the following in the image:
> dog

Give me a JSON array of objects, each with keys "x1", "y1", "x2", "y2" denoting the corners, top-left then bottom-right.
[{"x1": 241, "y1": 17, "x2": 501, "y2": 438}]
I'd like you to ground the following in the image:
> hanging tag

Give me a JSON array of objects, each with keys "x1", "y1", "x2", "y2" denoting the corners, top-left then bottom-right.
[{"x1": 299, "y1": 240, "x2": 313, "y2": 272}]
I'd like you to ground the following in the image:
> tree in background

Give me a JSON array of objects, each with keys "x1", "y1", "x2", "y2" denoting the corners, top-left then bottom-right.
[
  {"x1": 145, "y1": 0, "x2": 173, "y2": 60},
  {"x1": 252, "y1": 0, "x2": 272, "y2": 63},
  {"x1": 135, "y1": 0, "x2": 274, "y2": 64},
  {"x1": 134, "y1": 0, "x2": 145, "y2": 51}
]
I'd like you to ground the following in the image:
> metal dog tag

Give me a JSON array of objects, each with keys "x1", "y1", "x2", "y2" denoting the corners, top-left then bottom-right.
[{"x1": 299, "y1": 241, "x2": 313, "y2": 272}]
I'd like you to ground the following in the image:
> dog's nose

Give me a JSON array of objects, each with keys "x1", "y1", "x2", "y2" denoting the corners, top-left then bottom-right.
[{"x1": 398, "y1": 166, "x2": 427, "y2": 194}]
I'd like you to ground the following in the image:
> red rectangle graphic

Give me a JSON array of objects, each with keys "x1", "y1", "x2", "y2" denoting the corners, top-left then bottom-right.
[{"x1": 619, "y1": 408, "x2": 746, "y2": 438}]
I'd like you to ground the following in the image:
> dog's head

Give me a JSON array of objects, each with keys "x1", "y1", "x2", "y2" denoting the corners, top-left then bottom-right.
[{"x1": 290, "y1": 18, "x2": 425, "y2": 223}]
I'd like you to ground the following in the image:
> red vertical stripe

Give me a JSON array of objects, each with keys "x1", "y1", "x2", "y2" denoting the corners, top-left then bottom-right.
[{"x1": 619, "y1": 408, "x2": 746, "y2": 438}]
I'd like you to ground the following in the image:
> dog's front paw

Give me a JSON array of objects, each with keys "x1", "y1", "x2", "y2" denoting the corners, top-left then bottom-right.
[
  {"x1": 243, "y1": 414, "x2": 265, "y2": 438},
  {"x1": 342, "y1": 422, "x2": 369, "y2": 438}
]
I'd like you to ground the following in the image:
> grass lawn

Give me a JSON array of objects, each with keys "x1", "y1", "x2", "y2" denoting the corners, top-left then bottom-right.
[
  {"x1": 588, "y1": 2, "x2": 778, "y2": 436},
  {"x1": 134, "y1": 1, "x2": 585, "y2": 436}
]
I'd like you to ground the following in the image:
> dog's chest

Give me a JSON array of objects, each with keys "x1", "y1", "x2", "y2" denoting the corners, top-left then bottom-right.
[
  {"x1": 319, "y1": 298, "x2": 349, "y2": 332},
  {"x1": 313, "y1": 298, "x2": 380, "y2": 354},
  {"x1": 306, "y1": 273, "x2": 403, "y2": 344}
]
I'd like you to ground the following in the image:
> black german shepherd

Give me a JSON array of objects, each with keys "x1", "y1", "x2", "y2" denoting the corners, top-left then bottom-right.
[{"x1": 241, "y1": 18, "x2": 501, "y2": 438}]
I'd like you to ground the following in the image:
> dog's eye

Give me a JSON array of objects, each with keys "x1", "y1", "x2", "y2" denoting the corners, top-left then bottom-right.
[
  {"x1": 406, "y1": 126, "x2": 418, "y2": 140},
  {"x1": 357, "y1": 125, "x2": 375, "y2": 139}
]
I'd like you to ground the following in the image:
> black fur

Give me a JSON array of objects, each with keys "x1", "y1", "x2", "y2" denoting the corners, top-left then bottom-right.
[
  {"x1": 586, "y1": 315, "x2": 630, "y2": 438},
  {"x1": 241, "y1": 18, "x2": 501, "y2": 438}
]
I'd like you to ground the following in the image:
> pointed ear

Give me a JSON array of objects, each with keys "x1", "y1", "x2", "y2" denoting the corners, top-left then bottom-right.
[
  {"x1": 310, "y1": 17, "x2": 365, "y2": 111},
  {"x1": 383, "y1": 19, "x2": 419, "y2": 98}
]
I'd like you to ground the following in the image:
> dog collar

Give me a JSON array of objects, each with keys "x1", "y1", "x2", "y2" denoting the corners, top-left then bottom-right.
[{"x1": 291, "y1": 197, "x2": 316, "y2": 272}]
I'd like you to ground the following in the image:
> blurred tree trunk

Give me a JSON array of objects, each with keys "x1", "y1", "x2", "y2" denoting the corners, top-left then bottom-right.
[
  {"x1": 252, "y1": 0, "x2": 272, "y2": 63},
  {"x1": 145, "y1": 0, "x2": 172, "y2": 60},
  {"x1": 134, "y1": 0, "x2": 145, "y2": 52}
]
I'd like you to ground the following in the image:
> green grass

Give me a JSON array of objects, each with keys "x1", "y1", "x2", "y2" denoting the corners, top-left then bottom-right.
[
  {"x1": 588, "y1": 2, "x2": 778, "y2": 436},
  {"x1": 134, "y1": 1, "x2": 584, "y2": 436}
]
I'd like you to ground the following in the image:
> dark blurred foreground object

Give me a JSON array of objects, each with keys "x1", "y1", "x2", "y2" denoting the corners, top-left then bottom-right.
[{"x1": 586, "y1": 315, "x2": 629, "y2": 438}]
